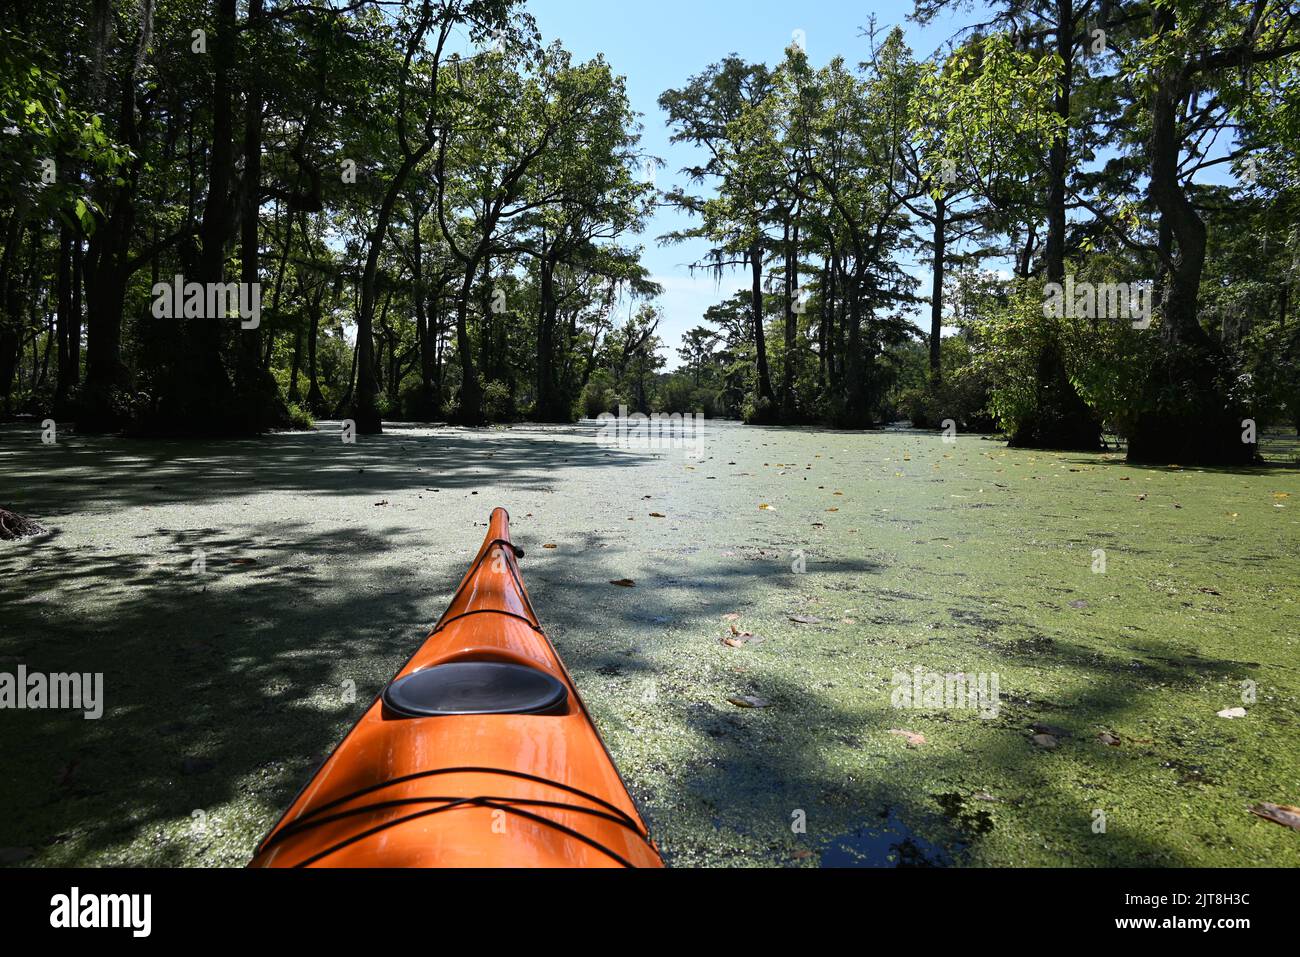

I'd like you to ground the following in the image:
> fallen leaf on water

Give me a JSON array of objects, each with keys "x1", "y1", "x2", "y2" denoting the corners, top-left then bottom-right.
[
  {"x1": 609, "y1": 579, "x2": 636, "y2": 588},
  {"x1": 728, "y1": 695, "x2": 770, "y2": 709},
  {"x1": 374, "y1": 500, "x2": 389, "y2": 507},
  {"x1": 230, "y1": 558, "x2": 258, "y2": 567},
  {"x1": 649, "y1": 513, "x2": 666, "y2": 518},
  {"x1": 1217, "y1": 707, "x2": 1247, "y2": 719},
  {"x1": 542, "y1": 543, "x2": 558, "y2": 549},
  {"x1": 1249, "y1": 803, "x2": 1300, "y2": 831},
  {"x1": 1032, "y1": 723, "x2": 1070, "y2": 737},
  {"x1": 826, "y1": 507, "x2": 840, "y2": 513},
  {"x1": 888, "y1": 729, "x2": 926, "y2": 747},
  {"x1": 788, "y1": 615, "x2": 823, "y2": 625},
  {"x1": 1275, "y1": 493, "x2": 1292, "y2": 501},
  {"x1": 1030, "y1": 733, "x2": 1060, "y2": 749},
  {"x1": 759, "y1": 504, "x2": 775, "y2": 511}
]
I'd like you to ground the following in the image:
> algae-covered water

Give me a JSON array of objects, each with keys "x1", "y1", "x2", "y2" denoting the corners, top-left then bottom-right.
[{"x1": 1, "y1": 420, "x2": 1297, "y2": 867}]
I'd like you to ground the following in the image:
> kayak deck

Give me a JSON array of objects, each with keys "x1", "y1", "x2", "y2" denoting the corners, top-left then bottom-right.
[{"x1": 250, "y1": 509, "x2": 663, "y2": 868}]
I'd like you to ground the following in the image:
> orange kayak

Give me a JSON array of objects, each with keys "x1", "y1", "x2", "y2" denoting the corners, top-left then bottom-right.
[{"x1": 250, "y1": 508, "x2": 663, "y2": 868}]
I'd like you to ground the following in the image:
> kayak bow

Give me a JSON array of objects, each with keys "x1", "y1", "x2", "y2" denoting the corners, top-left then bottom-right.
[{"x1": 250, "y1": 508, "x2": 663, "y2": 868}]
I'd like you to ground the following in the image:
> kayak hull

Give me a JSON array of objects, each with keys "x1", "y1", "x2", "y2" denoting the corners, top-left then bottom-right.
[{"x1": 251, "y1": 509, "x2": 662, "y2": 868}]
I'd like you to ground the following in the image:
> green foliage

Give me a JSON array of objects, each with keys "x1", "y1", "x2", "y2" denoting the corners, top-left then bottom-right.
[{"x1": 482, "y1": 379, "x2": 514, "y2": 424}]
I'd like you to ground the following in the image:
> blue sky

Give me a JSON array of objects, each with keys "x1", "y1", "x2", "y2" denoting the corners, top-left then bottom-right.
[{"x1": 527, "y1": 0, "x2": 977, "y2": 367}]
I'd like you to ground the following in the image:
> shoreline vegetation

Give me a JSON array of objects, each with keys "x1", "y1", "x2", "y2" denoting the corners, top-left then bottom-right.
[{"x1": 1, "y1": 3, "x2": 1296, "y2": 463}]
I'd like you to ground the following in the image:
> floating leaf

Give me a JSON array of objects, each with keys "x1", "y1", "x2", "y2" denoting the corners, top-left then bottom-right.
[
  {"x1": 542, "y1": 543, "x2": 558, "y2": 549},
  {"x1": 758, "y1": 503, "x2": 775, "y2": 511},
  {"x1": 609, "y1": 579, "x2": 636, "y2": 588},
  {"x1": 1249, "y1": 803, "x2": 1300, "y2": 831},
  {"x1": 649, "y1": 512, "x2": 666, "y2": 518},
  {"x1": 888, "y1": 729, "x2": 925, "y2": 747}
]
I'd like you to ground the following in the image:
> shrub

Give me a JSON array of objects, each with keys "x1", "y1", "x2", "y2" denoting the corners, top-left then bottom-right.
[{"x1": 482, "y1": 379, "x2": 514, "y2": 423}]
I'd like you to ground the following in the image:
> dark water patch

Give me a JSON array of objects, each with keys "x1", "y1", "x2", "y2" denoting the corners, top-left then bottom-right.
[
  {"x1": 933, "y1": 791, "x2": 996, "y2": 835},
  {"x1": 1162, "y1": 758, "x2": 1219, "y2": 787},
  {"x1": 949, "y1": 608, "x2": 1006, "y2": 630},
  {"x1": 1001, "y1": 634, "x2": 1058, "y2": 656},
  {"x1": 878, "y1": 589, "x2": 926, "y2": 602},
  {"x1": 820, "y1": 806, "x2": 963, "y2": 867}
]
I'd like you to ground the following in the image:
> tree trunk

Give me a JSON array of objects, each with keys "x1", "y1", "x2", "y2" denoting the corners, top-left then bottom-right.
[
  {"x1": 841, "y1": 266, "x2": 870, "y2": 429},
  {"x1": 535, "y1": 254, "x2": 566, "y2": 421},
  {"x1": 306, "y1": 291, "x2": 325, "y2": 414},
  {"x1": 1127, "y1": 4, "x2": 1252, "y2": 465},
  {"x1": 929, "y1": 197, "x2": 946, "y2": 382},
  {"x1": 1010, "y1": 0, "x2": 1101, "y2": 452},
  {"x1": 55, "y1": 225, "x2": 75, "y2": 408},
  {"x1": 452, "y1": 263, "x2": 484, "y2": 425},
  {"x1": 233, "y1": 0, "x2": 285, "y2": 432},
  {"x1": 780, "y1": 212, "x2": 798, "y2": 423},
  {"x1": 749, "y1": 240, "x2": 774, "y2": 419}
]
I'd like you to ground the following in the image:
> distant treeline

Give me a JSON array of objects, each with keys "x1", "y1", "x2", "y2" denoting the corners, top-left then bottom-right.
[{"x1": 1, "y1": 2, "x2": 1298, "y2": 464}]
